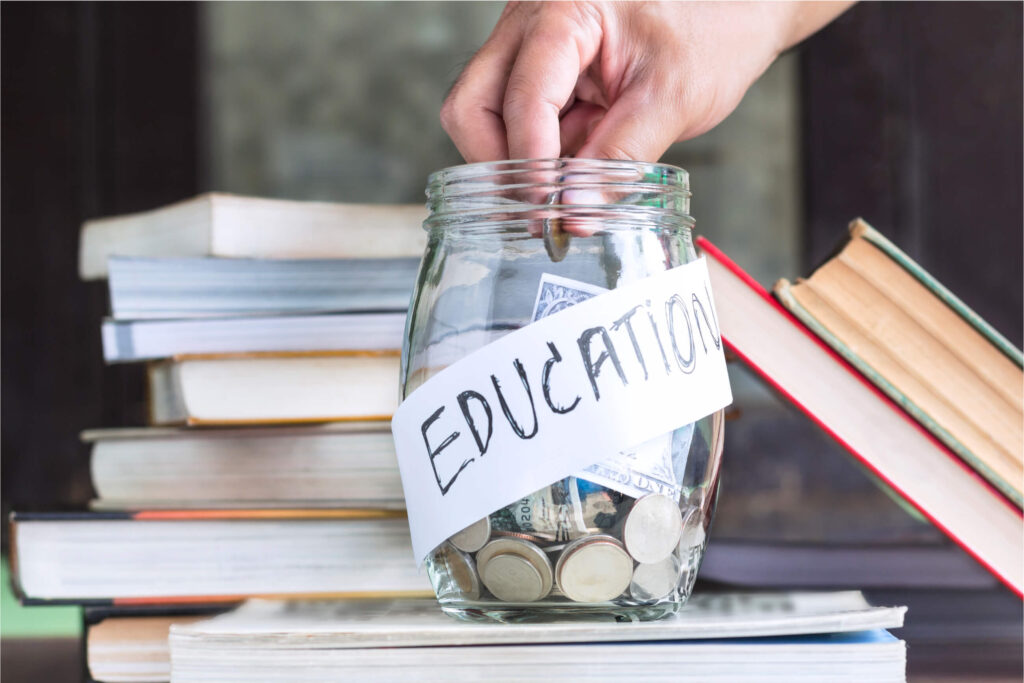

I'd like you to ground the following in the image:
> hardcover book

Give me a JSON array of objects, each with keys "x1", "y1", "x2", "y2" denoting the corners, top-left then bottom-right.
[
  {"x1": 78, "y1": 193, "x2": 428, "y2": 279},
  {"x1": 699, "y1": 235, "x2": 1023, "y2": 596},
  {"x1": 10, "y1": 509, "x2": 430, "y2": 605},
  {"x1": 146, "y1": 351, "x2": 400, "y2": 426},
  {"x1": 773, "y1": 219, "x2": 1022, "y2": 506}
]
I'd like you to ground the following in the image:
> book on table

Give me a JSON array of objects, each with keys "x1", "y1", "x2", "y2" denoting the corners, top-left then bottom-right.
[
  {"x1": 101, "y1": 311, "x2": 406, "y2": 362},
  {"x1": 86, "y1": 592, "x2": 907, "y2": 683},
  {"x1": 78, "y1": 192, "x2": 428, "y2": 279},
  {"x1": 773, "y1": 219, "x2": 1022, "y2": 506},
  {"x1": 106, "y1": 256, "x2": 419, "y2": 319},
  {"x1": 86, "y1": 612, "x2": 208, "y2": 683},
  {"x1": 146, "y1": 350, "x2": 400, "y2": 426},
  {"x1": 699, "y1": 233, "x2": 1023, "y2": 595},
  {"x1": 9, "y1": 509, "x2": 431, "y2": 605},
  {"x1": 162, "y1": 592, "x2": 907, "y2": 682},
  {"x1": 84, "y1": 422, "x2": 404, "y2": 510}
]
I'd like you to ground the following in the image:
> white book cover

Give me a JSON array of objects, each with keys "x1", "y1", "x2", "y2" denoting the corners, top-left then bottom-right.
[
  {"x1": 169, "y1": 593, "x2": 907, "y2": 682},
  {"x1": 171, "y1": 591, "x2": 905, "y2": 648}
]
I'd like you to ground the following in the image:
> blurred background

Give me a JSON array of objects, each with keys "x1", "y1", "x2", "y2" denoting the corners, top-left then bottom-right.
[{"x1": 2, "y1": 1, "x2": 1022, "y2": 679}]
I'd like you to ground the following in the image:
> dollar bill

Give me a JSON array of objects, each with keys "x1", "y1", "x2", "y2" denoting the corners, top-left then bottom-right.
[
  {"x1": 490, "y1": 478, "x2": 588, "y2": 542},
  {"x1": 532, "y1": 273, "x2": 687, "y2": 500}
]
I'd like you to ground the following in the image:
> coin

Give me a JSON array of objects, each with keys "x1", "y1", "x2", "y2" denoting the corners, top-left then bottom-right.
[
  {"x1": 492, "y1": 529, "x2": 552, "y2": 545},
  {"x1": 677, "y1": 506, "x2": 706, "y2": 552},
  {"x1": 555, "y1": 535, "x2": 633, "y2": 603},
  {"x1": 542, "y1": 191, "x2": 570, "y2": 262},
  {"x1": 437, "y1": 542, "x2": 481, "y2": 600},
  {"x1": 481, "y1": 554, "x2": 546, "y2": 602},
  {"x1": 449, "y1": 516, "x2": 491, "y2": 553},
  {"x1": 630, "y1": 554, "x2": 682, "y2": 601},
  {"x1": 622, "y1": 494, "x2": 683, "y2": 564},
  {"x1": 476, "y1": 538, "x2": 553, "y2": 602}
]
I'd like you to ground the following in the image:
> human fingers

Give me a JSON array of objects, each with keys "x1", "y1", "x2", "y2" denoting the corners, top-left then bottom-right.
[
  {"x1": 558, "y1": 101, "x2": 606, "y2": 157},
  {"x1": 440, "y1": 6, "x2": 525, "y2": 163},
  {"x1": 502, "y1": 4, "x2": 603, "y2": 160},
  {"x1": 575, "y1": 82, "x2": 691, "y2": 163}
]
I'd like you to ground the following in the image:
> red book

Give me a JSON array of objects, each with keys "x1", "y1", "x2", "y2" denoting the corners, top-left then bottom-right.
[{"x1": 699, "y1": 236, "x2": 1023, "y2": 596}]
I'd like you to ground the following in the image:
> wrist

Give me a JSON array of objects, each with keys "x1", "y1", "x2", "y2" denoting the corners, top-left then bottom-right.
[{"x1": 775, "y1": 1, "x2": 855, "y2": 53}]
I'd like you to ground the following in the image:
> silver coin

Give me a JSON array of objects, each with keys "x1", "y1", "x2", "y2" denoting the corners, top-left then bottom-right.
[
  {"x1": 449, "y1": 517, "x2": 491, "y2": 553},
  {"x1": 481, "y1": 554, "x2": 546, "y2": 602},
  {"x1": 630, "y1": 554, "x2": 682, "y2": 601},
  {"x1": 476, "y1": 538, "x2": 553, "y2": 602},
  {"x1": 622, "y1": 494, "x2": 683, "y2": 564},
  {"x1": 677, "y1": 506, "x2": 706, "y2": 552},
  {"x1": 437, "y1": 542, "x2": 481, "y2": 600},
  {"x1": 555, "y1": 535, "x2": 633, "y2": 603}
]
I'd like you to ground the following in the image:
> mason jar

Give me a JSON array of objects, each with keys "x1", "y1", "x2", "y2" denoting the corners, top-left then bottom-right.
[{"x1": 400, "y1": 159, "x2": 725, "y2": 622}]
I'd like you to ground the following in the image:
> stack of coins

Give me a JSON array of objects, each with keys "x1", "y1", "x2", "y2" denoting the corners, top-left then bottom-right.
[{"x1": 434, "y1": 479, "x2": 705, "y2": 606}]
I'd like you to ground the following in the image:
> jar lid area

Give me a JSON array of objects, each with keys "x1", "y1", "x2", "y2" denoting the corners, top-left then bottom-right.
[{"x1": 425, "y1": 158, "x2": 691, "y2": 231}]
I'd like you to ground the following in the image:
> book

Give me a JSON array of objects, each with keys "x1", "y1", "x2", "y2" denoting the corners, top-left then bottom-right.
[
  {"x1": 774, "y1": 219, "x2": 1023, "y2": 506},
  {"x1": 174, "y1": 631, "x2": 907, "y2": 682},
  {"x1": 166, "y1": 594, "x2": 906, "y2": 682},
  {"x1": 86, "y1": 592, "x2": 905, "y2": 682},
  {"x1": 87, "y1": 614, "x2": 205, "y2": 683},
  {"x1": 146, "y1": 351, "x2": 400, "y2": 426},
  {"x1": 9, "y1": 509, "x2": 431, "y2": 605},
  {"x1": 698, "y1": 236, "x2": 1023, "y2": 596},
  {"x1": 84, "y1": 423, "x2": 404, "y2": 509},
  {"x1": 78, "y1": 193, "x2": 428, "y2": 280},
  {"x1": 101, "y1": 311, "x2": 406, "y2": 363},
  {"x1": 107, "y1": 256, "x2": 419, "y2": 319}
]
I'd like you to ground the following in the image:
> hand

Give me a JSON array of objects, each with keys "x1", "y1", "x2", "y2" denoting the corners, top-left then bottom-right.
[{"x1": 442, "y1": 1, "x2": 852, "y2": 163}]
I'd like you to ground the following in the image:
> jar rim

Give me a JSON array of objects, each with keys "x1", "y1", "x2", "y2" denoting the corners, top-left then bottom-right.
[
  {"x1": 426, "y1": 158, "x2": 689, "y2": 191},
  {"x1": 424, "y1": 158, "x2": 692, "y2": 233}
]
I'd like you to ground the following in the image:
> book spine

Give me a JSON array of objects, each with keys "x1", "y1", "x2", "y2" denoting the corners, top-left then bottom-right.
[{"x1": 696, "y1": 236, "x2": 1023, "y2": 598}]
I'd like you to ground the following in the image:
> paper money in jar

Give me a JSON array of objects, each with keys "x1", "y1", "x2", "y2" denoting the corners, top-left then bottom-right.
[{"x1": 488, "y1": 478, "x2": 587, "y2": 543}]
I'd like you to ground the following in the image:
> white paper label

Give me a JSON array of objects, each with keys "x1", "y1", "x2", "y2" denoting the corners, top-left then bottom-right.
[
  {"x1": 392, "y1": 257, "x2": 733, "y2": 563},
  {"x1": 532, "y1": 273, "x2": 686, "y2": 500}
]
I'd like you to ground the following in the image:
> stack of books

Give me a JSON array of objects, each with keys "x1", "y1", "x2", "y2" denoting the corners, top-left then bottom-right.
[
  {"x1": 11, "y1": 202, "x2": 1019, "y2": 680},
  {"x1": 9, "y1": 194, "x2": 441, "y2": 680},
  {"x1": 89, "y1": 592, "x2": 908, "y2": 682}
]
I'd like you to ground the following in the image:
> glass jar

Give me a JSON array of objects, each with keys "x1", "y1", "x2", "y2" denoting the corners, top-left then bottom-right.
[{"x1": 401, "y1": 159, "x2": 724, "y2": 622}]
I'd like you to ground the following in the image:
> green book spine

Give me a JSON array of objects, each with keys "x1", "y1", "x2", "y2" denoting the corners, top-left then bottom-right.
[{"x1": 774, "y1": 278, "x2": 1023, "y2": 509}]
